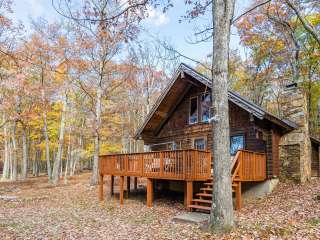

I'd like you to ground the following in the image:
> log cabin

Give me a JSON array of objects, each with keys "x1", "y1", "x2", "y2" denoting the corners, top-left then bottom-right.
[{"x1": 99, "y1": 63, "x2": 320, "y2": 212}]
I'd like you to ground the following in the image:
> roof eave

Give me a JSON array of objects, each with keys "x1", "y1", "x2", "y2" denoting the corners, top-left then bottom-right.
[{"x1": 134, "y1": 64, "x2": 185, "y2": 139}]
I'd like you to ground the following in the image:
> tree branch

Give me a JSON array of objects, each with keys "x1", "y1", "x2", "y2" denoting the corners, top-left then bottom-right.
[
  {"x1": 51, "y1": 0, "x2": 149, "y2": 23},
  {"x1": 232, "y1": 0, "x2": 271, "y2": 24},
  {"x1": 285, "y1": 0, "x2": 320, "y2": 46}
]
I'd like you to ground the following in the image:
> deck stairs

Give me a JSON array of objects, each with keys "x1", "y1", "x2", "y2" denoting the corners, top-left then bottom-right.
[{"x1": 188, "y1": 152, "x2": 242, "y2": 212}]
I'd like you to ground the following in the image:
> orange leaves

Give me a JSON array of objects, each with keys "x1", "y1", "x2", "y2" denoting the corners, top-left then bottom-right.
[{"x1": 55, "y1": 61, "x2": 67, "y2": 84}]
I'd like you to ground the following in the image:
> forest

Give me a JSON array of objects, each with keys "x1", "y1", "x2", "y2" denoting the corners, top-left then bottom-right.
[
  {"x1": 0, "y1": 0, "x2": 319, "y2": 239},
  {"x1": 0, "y1": 0, "x2": 319, "y2": 185}
]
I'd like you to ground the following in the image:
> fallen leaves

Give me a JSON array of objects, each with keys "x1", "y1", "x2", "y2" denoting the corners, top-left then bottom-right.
[{"x1": 0, "y1": 173, "x2": 319, "y2": 239}]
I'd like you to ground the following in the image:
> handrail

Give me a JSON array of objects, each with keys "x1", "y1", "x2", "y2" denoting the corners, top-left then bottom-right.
[
  {"x1": 100, "y1": 149, "x2": 211, "y2": 157},
  {"x1": 231, "y1": 151, "x2": 240, "y2": 181},
  {"x1": 231, "y1": 151, "x2": 241, "y2": 171}
]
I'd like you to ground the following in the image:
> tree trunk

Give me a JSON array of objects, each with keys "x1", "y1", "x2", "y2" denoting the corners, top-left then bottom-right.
[
  {"x1": 91, "y1": 85, "x2": 102, "y2": 185},
  {"x1": 52, "y1": 93, "x2": 67, "y2": 184},
  {"x1": 64, "y1": 133, "x2": 71, "y2": 184},
  {"x1": 32, "y1": 148, "x2": 36, "y2": 176},
  {"x1": 9, "y1": 140, "x2": 13, "y2": 179},
  {"x1": 43, "y1": 111, "x2": 52, "y2": 179},
  {"x1": 79, "y1": 129, "x2": 84, "y2": 172},
  {"x1": 64, "y1": 148, "x2": 70, "y2": 184},
  {"x1": 1, "y1": 115, "x2": 10, "y2": 180},
  {"x1": 210, "y1": 0, "x2": 235, "y2": 230},
  {"x1": 21, "y1": 126, "x2": 29, "y2": 180},
  {"x1": 35, "y1": 150, "x2": 41, "y2": 177},
  {"x1": 11, "y1": 121, "x2": 18, "y2": 181}
]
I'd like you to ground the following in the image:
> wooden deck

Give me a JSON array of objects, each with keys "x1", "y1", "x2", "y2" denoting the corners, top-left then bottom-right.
[{"x1": 98, "y1": 149, "x2": 266, "y2": 210}]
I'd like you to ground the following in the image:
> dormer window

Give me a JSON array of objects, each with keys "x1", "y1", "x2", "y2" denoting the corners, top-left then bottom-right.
[
  {"x1": 189, "y1": 96, "x2": 198, "y2": 124},
  {"x1": 201, "y1": 93, "x2": 212, "y2": 122}
]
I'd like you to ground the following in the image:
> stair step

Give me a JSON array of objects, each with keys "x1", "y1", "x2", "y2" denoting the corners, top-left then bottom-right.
[
  {"x1": 204, "y1": 182, "x2": 213, "y2": 186},
  {"x1": 192, "y1": 199, "x2": 212, "y2": 204},
  {"x1": 189, "y1": 205, "x2": 211, "y2": 211},
  {"x1": 195, "y1": 193, "x2": 212, "y2": 198},
  {"x1": 200, "y1": 187, "x2": 213, "y2": 192},
  {"x1": 204, "y1": 183, "x2": 239, "y2": 187}
]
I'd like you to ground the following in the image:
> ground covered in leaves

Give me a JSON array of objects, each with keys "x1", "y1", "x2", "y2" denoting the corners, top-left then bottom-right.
[{"x1": 1, "y1": 173, "x2": 319, "y2": 240}]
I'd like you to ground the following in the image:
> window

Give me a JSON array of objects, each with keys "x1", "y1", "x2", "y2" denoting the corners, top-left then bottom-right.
[
  {"x1": 201, "y1": 93, "x2": 212, "y2": 122},
  {"x1": 194, "y1": 138, "x2": 206, "y2": 150},
  {"x1": 189, "y1": 96, "x2": 198, "y2": 124},
  {"x1": 230, "y1": 135, "x2": 244, "y2": 155}
]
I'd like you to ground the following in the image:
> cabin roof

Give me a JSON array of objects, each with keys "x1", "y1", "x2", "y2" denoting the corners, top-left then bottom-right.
[{"x1": 135, "y1": 63, "x2": 298, "y2": 139}]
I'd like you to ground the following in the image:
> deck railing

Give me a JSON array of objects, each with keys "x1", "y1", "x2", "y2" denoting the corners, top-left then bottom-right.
[
  {"x1": 99, "y1": 149, "x2": 266, "y2": 182},
  {"x1": 99, "y1": 149, "x2": 212, "y2": 181},
  {"x1": 236, "y1": 150, "x2": 266, "y2": 181}
]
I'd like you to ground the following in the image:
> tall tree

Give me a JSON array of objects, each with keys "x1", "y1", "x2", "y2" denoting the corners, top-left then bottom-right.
[
  {"x1": 180, "y1": 0, "x2": 236, "y2": 229},
  {"x1": 210, "y1": 0, "x2": 235, "y2": 229},
  {"x1": 53, "y1": 0, "x2": 155, "y2": 184}
]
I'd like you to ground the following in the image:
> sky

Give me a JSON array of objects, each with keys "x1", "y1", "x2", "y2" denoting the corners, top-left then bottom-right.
[{"x1": 11, "y1": 0, "x2": 252, "y2": 66}]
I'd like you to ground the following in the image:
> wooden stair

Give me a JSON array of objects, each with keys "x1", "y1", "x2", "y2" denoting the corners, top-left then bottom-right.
[
  {"x1": 189, "y1": 179, "x2": 241, "y2": 213},
  {"x1": 189, "y1": 152, "x2": 243, "y2": 213}
]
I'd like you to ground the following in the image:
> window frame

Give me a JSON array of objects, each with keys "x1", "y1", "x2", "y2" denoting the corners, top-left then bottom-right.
[
  {"x1": 201, "y1": 93, "x2": 212, "y2": 123},
  {"x1": 189, "y1": 96, "x2": 199, "y2": 124},
  {"x1": 230, "y1": 134, "x2": 245, "y2": 156},
  {"x1": 192, "y1": 137, "x2": 207, "y2": 151}
]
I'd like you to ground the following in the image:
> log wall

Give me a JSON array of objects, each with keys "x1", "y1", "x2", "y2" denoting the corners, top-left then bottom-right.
[{"x1": 142, "y1": 84, "x2": 284, "y2": 178}]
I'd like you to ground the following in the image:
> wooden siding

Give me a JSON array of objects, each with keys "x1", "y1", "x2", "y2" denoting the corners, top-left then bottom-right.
[
  {"x1": 141, "y1": 82, "x2": 284, "y2": 178},
  {"x1": 144, "y1": 84, "x2": 267, "y2": 151}
]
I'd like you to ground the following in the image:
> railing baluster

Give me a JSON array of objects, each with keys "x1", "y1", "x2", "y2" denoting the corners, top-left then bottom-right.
[{"x1": 160, "y1": 152, "x2": 163, "y2": 178}]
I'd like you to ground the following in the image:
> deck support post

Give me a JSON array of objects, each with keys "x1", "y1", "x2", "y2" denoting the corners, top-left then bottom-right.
[
  {"x1": 184, "y1": 181, "x2": 193, "y2": 210},
  {"x1": 120, "y1": 176, "x2": 124, "y2": 205},
  {"x1": 236, "y1": 182, "x2": 242, "y2": 210},
  {"x1": 110, "y1": 175, "x2": 114, "y2": 196},
  {"x1": 126, "y1": 176, "x2": 131, "y2": 198},
  {"x1": 147, "y1": 178, "x2": 154, "y2": 207},
  {"x1": 134, "y1": 177, "x2": 138, "y2": 190},
  {"x1": 99, "y1": 174, "x2": 104, "y2": 201}
]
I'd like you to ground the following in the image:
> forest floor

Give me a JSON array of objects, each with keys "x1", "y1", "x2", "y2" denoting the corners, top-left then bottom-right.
[{"x1": 0, "y1": 173, "x2": 320, "y2": 240}]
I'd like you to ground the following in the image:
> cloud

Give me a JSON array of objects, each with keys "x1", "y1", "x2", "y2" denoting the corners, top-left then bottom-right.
[{"x1": 146, "y1": 6, "x2": 169, "y2": 26}]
